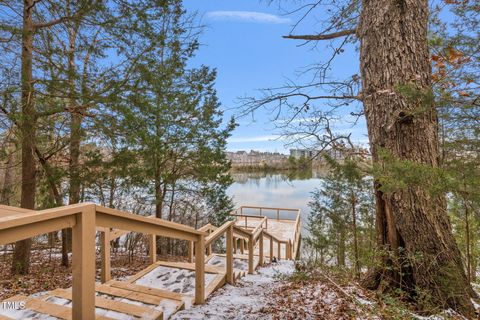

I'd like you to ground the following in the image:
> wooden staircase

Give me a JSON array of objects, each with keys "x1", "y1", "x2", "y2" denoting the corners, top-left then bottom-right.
[{"x1": 0, "y1": 205, "x2": 300, "y2": 320}]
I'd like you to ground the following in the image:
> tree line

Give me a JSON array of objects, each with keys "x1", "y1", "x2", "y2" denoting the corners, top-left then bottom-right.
[{"x1": 0, "y1": 1, "x2": 234, "y2": 275}]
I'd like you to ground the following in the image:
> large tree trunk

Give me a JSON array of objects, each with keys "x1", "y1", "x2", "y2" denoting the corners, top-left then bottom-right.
[
  {"x1": 12, "y1": 0, "x2": 36, "y2": 275},
  {"x1": 351, "y1": 191, "x2": 360, "y2": 277},
  {"x1": 337, "y1": 228, "x2": 346, "y2": 267},
  {"x1": 359, "y1": 0, "x2": 474, "y2": 315},
  {"x1": 65, "y1": 25, "x2": 80, "y2": 258},
  {"x1": 0, "y1": 147, "x2": 14, "y2": 205}
]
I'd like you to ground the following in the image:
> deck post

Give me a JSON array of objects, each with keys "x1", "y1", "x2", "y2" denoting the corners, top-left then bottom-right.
[
  {"x1": 269, "y1": 235, "x2": 273, "y2": 262},
  {"x1": 240, "y1": 238, "x2": 245, "y2": 254},
  {"x1": 149, "y1": 234, "x2": 157, "y2": 264},
  {"x1": 277, "y1": 241, "x2": 282, "y2": 260},
  {"x1": 286, "y1": 240, "x2": 292, "y2": 260},
  {"x1": 233, "y1": 237, "x2": 237, "y2": 253},
  {"x1": 248, "y1": 236, "x2": 254, "y2": 274},
  {"x1": 194, "y1": 235, "x2": 205, "y2": 304},
  {"x1": 188, "y1": 241, "x2": 194, "y2": 263},
  {"x1": 226, "y1": 224, "x2": 234, "y2": 284},
  {"x1": 206, "y1": 229, "x2": 212, "y2": 256},
  {"x1": 258, "y1": 232, "x2": 264, "y2": 266},
  {"x1": 72, "y1": 204, "x2": 96, "y2": 320},
  {"x1": 100, "y1": 228, "x2": 111, "y2": 283}
]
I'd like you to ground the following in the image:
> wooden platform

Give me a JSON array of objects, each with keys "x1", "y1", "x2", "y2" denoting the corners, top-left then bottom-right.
[{"x1": 0, "y1": 205, "x2": 300, "y2": 319}]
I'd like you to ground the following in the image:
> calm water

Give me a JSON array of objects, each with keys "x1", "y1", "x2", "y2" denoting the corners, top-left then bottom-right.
[{"x1": 227, "y1": 170, "x2": 328, "y2": 235}]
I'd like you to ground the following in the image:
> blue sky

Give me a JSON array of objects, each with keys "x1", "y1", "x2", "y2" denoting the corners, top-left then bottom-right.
[{"x1": 183, "y1": 0, "x2": 367, "y2": 153}]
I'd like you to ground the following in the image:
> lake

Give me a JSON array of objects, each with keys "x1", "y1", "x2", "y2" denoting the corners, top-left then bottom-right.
[{"x1": 227, "y1": 170, "x2": 329, "y2": 235}]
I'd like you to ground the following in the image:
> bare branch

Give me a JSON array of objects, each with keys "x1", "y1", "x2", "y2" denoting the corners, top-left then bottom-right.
[
  {"x1": 283, "y1": 29, "x2": 356, "y2": 41},
  {"x1": 33, "y1": 16, "x2": 72, "y2": 29},
  {"x1": 0, "y1": 34, "x2": 14, "y2": 43}
]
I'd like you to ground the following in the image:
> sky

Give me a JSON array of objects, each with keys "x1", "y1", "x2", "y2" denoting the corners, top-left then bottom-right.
[{"x1": 183, "y1": 0, "x2": 367, "y2": 153}]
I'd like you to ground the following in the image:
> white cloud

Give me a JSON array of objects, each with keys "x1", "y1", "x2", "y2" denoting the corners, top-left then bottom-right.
[
  {"x1": 206, "y1": 11, "x2": 291, "y2": 24},
  {"x1": 227, "y1": 135, "x2": 281, "y2": 143}
]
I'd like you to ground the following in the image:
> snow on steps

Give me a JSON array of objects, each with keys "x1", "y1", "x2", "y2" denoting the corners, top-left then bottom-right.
[
  {"x1": 0, "y1": 278, "x2": 185, "y2": 319},
  {"x1": 171, "y1": 260, "x2": 295, "y2": 320},
  {"x1": 0, "y1": 253, "x2": 275, "y2": 320}
]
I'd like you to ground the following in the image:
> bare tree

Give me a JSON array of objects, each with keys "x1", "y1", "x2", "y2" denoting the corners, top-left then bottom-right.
[{"x1": 243, "y1": 0, "x2": 475, "y2": 315}]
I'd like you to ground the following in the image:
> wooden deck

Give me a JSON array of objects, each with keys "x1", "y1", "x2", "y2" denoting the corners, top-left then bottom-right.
[{"x1": 0, "y1": 205, "x2": 300, "y2": 319}]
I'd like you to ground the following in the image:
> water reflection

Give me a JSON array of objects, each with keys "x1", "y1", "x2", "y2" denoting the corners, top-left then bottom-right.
[{"x1": 228, "y1": 170, "x2": 327, "y2": 235}]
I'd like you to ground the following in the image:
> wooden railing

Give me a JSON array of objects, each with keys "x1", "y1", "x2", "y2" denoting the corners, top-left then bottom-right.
[
  {"x1": 0, "y1": 204, "x2": 301, "y2": 319},
  {"x1": 0, "y1": 203, "x2": 207, "y2": 320},
  {"x1": 230, "y1": 205, "x2": 301, "y2": 263},
  {"x1": 235, "y1": 205, "x2": 299, "y2": 221}
]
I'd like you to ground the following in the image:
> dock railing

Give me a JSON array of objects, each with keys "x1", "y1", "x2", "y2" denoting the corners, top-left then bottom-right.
[{"x1": 230, "y1": 205, "x2": 301, "y2": 266}]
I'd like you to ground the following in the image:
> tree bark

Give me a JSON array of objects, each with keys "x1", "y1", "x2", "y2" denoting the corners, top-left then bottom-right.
[
  {"x1": 351, "y1": 191, "x2": 360, "y2": 277},
  {"x1": 359, "y1": 0, "x2": 474, "y2": 315},
  {"x1": 464, "y1": 199, "x2": 471, "y2": 283},
  {"x1": 66, "y1": 24, "x2": 80, "y2": 258},
  {"x1": 337, "y1": 228, "x2": 346, "y2": 267},
  {"x1": 11, "y1": 0, "x2": 36, "y2": 275},
  {"x1": 0, "y1": 147, "x2": 14, "y2": 205}
]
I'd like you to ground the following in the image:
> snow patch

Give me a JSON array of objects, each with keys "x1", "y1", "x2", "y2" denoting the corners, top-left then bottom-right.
[
  {"x1": 135, "y1": 265, "x2": 217, "y2": 294},
  {"x1": 171, "y1": 261, "x2": 294, "y2": 320}
]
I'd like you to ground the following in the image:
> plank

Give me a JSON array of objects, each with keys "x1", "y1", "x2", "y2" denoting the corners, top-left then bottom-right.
[
  {"x1": 49, "y1": 289, "x2": 162, "y2": 320},
  {"x1": 4, "y1": 295, "x2": 115, "y2": 320},
  {"x1": 124, "y1": 262, "x2": 160, "y2": 283},
  {"x1": 154, "y1": 260, "x2": 222, "y2": 274},
  {"x1": 108, "y1": 280, "x2": 185, "y2": 302},
  {"x1": 206, "y1": 274, "x2": 226, "y2": 298},
  {"x1": 22, "y1": 296, "x2": 71, "y2": 320},
  {"x1": 95, "y1": 284, "x2": 166, "y2": 305}
]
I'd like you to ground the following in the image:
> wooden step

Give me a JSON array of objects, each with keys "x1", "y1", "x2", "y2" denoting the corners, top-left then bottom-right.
[
  {"x1": 96, "y1": 283, "x2": 168, "y2": 306},
  {"x1": 96, "y1": 283, "x2": 184, "y2": 318},
  {"x1": 2, "y1": 294, "x2": 114, "y2": 320},
  {"x1": 108, "y1": 280, "x2": 186, "y2": 302},
  {"x1": 47, "y1": 288, "x2": 163, "y2": 320}
]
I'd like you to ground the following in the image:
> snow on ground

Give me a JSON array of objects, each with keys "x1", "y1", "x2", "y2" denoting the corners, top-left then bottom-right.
[
  {"x1": 206, "y1": 255, "x2": 255, "y2": 271},
  {"x1": 171, "y1": 261, "x2": 295, "y2": 320},
  {"x1": 135, "y1": 265, "x2": 217, "y2": 294}
]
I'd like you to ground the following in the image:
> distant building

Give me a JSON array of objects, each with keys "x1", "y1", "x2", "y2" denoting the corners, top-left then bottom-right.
[
  {"x1": 289, "y1": 149, "x2": 314, "y2": 159},
  {"x1": 226, "y1": 150, "x2": 288, "y2": 167},
  {"x1": 290, "y1": 148, "x2": 346, "y2": 161}
]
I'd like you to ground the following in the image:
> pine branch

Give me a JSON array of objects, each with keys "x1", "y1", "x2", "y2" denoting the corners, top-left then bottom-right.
[{"x1": 283, "y1": 29, "x2": 357, "y2": 41}]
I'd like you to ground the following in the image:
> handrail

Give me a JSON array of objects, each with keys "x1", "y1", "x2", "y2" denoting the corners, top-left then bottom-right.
[
  {"x1": 99, "y1": 214, "x2": 157, "y2": 241},
  {"x1": 0, "y1": 203, "x2": 207, "y2": 319},
  {"x1": 290, "y1": 209, "x2": 302, "y2": 259},
  {"x1": 205, "y1": 221, "x2": 234, "y2": 246},
  {"x1": 230, "y1": 206, "x2": 301, "y2": 264},
  {"x1": 262, "y1": 229, "x2": 282, "y2": 243},
  {"x1": 250, "y1": 217, "x2": 267, "y2": 238},
  {"x1": 239, "y1": 205, "x2": 298, "y2": 212},
  {"x1": 195, "y1": 220, "x2": 235, "y2": 285},
  {"x1": 96, "y1": 206, "x2": 204, "y2": 240},
  {"x1": 230, "y1": 213, "x2": 266, "y2": 219},
  {"x1": 198, "y1": 223, "x2": 214, "y2": 232},
  {"x1": 232, "y1": 205, "x2": 300, "y2": 222},
  {"x1": 0, "y1": 203, "x2": 302, "y2": 319}
]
